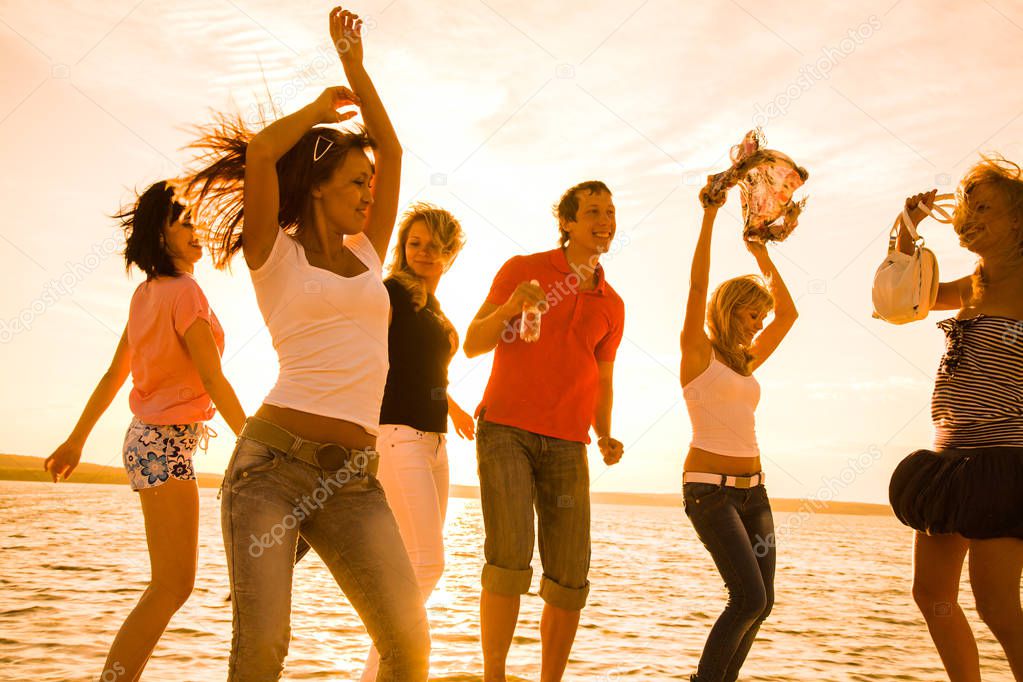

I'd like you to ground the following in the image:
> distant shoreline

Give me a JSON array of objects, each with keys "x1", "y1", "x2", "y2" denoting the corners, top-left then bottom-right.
[{"x1": 2, "y1": 453, "x2": 894, "y2": 516}]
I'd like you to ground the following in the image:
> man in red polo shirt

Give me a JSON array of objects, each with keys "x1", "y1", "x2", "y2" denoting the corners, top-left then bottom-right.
[{"x1": 464, "y1": 180, "x2": 626, "y2": 681}]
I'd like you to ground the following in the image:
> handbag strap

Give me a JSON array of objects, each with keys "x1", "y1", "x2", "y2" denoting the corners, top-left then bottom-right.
[{"x1": 897, "y1": 192, "x2": 955, "y2": 243}]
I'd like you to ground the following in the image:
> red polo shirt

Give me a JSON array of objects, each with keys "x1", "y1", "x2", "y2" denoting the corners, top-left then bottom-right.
[{"x1": 475, "y1": 248, "x2": 625, "y2": 443}]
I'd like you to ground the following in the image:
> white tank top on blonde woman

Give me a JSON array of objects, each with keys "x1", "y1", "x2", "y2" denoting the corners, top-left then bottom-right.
[
  {"x1": 249, "y1": 229, "x2": 390, "y2": 436},
  {"x1": 683, "y1": 353, "x2": 761, "y2": 458}
]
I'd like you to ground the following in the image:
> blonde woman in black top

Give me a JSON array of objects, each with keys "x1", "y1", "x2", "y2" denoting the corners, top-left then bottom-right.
[
  {"x1": 357, "y1": 202, "x2": 471, "y2": 679},
  {"x1": 294, "y1": 202, "x2": 470, "y2": 678}
]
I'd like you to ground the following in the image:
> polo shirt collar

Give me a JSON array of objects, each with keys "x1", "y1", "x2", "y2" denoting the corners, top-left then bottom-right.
[{"x1": 549, "y1": 247, "x2": 607, "y2": 294}]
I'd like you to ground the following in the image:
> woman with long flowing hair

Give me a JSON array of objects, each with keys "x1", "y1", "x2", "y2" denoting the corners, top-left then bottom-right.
[
  {"x1": 679, "y1": 189, "x2": 798, "y2": 681},
  {"x1": 359, "y1": 202, "x2": 472, "y2": 679},
  {"x1": 889, "y1": 156, "x2": 1023, "y2": 681},
  {"x1": 184, "y1": 7, "x2": 429, "y2": 680},
  {"x1": 294, "y1": 202, "x2": 472, "y2": 680}
]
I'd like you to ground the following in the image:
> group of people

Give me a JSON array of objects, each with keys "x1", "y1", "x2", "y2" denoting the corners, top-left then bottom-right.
[{"x1": 41, "y1": 6, "x2": 1023, "y2": 682}]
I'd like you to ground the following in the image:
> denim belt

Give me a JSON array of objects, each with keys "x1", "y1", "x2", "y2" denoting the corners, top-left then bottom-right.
[
  {"x1": 683, "y1": 470, "x2": 765, "y2": 488},
  {"x1": 240, "y1": 417, "x2": 379, "y2": 476}
]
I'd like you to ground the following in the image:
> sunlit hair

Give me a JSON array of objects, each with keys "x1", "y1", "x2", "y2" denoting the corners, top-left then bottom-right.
[
  {"x1": 181, "y1": 113, "x2": 375, "y2": 269},
  {"x1": 116, "y1": 180, "x2": 186, "y2": 280},
  {"x1": 707, "y1": 275, "x2": 774, "y2": 375},
  {"x1": 953, "y1": 154, "x2": 1023, "y2": 295},
  {"x1": 552, "y1": 180, "x2": 611, "y2": 248},
  {"x1": 386, "y1": 202, "x2": 466, "y2": 312}
]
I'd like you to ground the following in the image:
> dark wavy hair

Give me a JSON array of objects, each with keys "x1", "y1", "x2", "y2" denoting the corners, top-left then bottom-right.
[
  {"x1": 116, "y1": 180, "x2": 186, "y2": 280},
  {"x1": 552, "y1": 180, "x2": 612, "y2": 247},
  {"x1": 182, "y1": 113, "x2": 375, "y2": 269}
]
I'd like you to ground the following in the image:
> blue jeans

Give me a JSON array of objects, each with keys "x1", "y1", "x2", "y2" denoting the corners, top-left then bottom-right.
[
  {"x1": 683, "y1": 482, "x2": 776, "y2": 682},
  {"x1": 221, "y1": 436, "x2": 430, "y2": 681},
  {"x1": 475, "y1": 418, "x2": 591, "y2": 610}
]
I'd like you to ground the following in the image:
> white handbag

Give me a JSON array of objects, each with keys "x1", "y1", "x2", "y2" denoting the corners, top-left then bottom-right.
[{"x1": 871, "y1": 194, "x2": 954, "y2": 325}]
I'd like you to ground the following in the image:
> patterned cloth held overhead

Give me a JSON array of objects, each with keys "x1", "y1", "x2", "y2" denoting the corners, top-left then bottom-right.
[{"x1": 700, "y1": 129, "x2": 809, "y2": 243}]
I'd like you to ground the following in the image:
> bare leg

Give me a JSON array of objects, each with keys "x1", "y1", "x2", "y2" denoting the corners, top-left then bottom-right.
[
  {"x1": 540, "y1": 603, "x2": 580, "y2": 682},
  {"x1": 481, "y1": 589, "x2": 520, "y2": 682},
  {"x1": 101, "y1": 479, "x2": 199, "y2": 681},
  {"x1": 912, "y1": 531, "x2": 980, "y2": 682},
  {"x1": 969, "y1": 537, "x2": 1023, "y2": 680}
]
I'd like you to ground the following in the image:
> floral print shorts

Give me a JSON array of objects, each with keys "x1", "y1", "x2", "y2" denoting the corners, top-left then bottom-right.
[{"x1": 122, "y1": 418, "x2": 203, "y2": 491}]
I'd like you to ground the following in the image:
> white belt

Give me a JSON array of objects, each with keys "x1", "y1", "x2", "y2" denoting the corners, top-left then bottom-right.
[{"x1": 683, "y1": 471, "x2": 765, "y2": 489}]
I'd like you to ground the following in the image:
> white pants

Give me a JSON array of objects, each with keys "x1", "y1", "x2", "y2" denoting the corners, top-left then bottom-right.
[{"x1": 361, "y1": 424, "x2": 449, "y2": 682}]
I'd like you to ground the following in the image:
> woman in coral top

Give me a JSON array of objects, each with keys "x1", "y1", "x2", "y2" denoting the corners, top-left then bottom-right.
[{"x1": 44, "y1": 180, "x2": 246, "y2": 682}]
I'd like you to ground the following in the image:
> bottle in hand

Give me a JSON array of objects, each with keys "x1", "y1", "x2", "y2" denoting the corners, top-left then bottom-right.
[{"x1": 519, "y1": 279, "x2": 543, "y2": 343}]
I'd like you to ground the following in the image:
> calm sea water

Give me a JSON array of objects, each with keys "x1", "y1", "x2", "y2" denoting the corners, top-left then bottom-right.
[{"x1": 0, "y1": 481, "x2": 1012, "y2": 681}]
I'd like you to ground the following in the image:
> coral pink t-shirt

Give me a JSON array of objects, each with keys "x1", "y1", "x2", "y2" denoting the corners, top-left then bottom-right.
[{"x1": 127, "y1": 273, "x2": 225, "y2": 424}]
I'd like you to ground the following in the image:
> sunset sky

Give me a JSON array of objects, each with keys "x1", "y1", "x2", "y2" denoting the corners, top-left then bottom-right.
[{"x1": 2, "y1": 0, "x2": 1021, "y2": 505}]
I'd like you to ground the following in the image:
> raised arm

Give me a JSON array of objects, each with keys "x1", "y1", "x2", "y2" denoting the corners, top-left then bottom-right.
[
  {"x1": 331, "y1": 7, "x2": 401, "y2": 262},
  {"x1": 680, "y1": 205, "x2": 719, "y2": 384},
  {"x1": 896, "y1": 188, "x2": 970, "y2": 312},
  {"x1": 242, "y1": 87, "x2": 359, "y2": 270},
  {"x1": 747, "y1": 241, "x2": 798, "y2": 371},
  {"x1": 895, "y1": 189, "x2": 936, "y2": 256},
  {"x1": 44, "y1": 327, "x2": 132, "y2": 481}
]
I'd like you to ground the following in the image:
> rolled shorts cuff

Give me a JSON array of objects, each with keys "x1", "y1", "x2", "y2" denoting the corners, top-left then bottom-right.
[
  {"x1": 538, "y1": 574, "x2": 589, "y2": 611},
  {"x1": 481, "y1": 563, "x2": 533, "y2": 596}
]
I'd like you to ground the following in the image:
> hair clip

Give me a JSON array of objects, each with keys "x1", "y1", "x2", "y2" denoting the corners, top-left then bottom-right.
[{"x1": 313, "y1": 135, "x2": 335, "y2": 162}]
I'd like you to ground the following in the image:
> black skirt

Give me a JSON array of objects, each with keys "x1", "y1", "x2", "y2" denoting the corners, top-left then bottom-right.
[{"x1": 889, "y1": 446, "x2": 1023, "y2": 539}]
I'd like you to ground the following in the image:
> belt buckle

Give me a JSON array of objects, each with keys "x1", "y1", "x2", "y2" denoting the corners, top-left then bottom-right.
[
  {"x1": 314, "y1": 443, "x2": 351, "y2": 471},
  {"x1": 734, "y1": 476, "x2": 753, "y2": 489}
]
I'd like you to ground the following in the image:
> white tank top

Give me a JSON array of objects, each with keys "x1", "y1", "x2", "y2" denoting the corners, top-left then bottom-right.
[
  {"x1": 249, "y1": 229, "x2": 389, "y2": 436},
  {"x1": 683, "y1": 354, "x2": 761, "y2": 458}
]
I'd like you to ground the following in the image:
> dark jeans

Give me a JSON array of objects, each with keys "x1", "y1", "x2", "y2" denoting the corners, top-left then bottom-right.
[{"x1": 684, "y1": 482, "x2": 776, "y2": 682}]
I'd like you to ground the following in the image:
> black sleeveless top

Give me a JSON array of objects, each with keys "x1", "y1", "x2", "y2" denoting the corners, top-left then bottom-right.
[{"x1": 379, "y1": 278, "x2": 458, "y2": 433}]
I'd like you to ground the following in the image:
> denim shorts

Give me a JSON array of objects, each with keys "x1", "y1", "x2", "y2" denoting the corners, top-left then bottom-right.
[
  {"x1": 121, "y1": 417, "x2": 203, "y2": 491},
  {"x1": 475, "y1": 418, "x2": 591, "y2": 611}
]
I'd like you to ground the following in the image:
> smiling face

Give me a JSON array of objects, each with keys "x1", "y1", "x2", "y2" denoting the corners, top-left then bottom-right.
[
  {"x1": 404, "y1": 219, "x2": 452, "y2": 281},
  {"x1": 707, "y1": 275, "x2": 775, "y2": 372},
  {"x1": 562, "y1": 189, "x2": 616, "y2": 254},
  {"x1": 313, "y1": 149, "x2": 374, "y2": 235},
  {"x1": 734, "y1": 305, "x2": 770, "y2": 346},
  {"x1": 955, "y1": 182, "x2": 1021, "y2": 257},
  {"x1": 164, "y1": 209, "x2": 203, "y2": 267}
]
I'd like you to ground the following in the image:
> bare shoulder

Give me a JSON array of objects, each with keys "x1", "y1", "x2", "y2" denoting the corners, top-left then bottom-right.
[{"x1": 680, "y1": 340, "x2": 712, "y2": 388}]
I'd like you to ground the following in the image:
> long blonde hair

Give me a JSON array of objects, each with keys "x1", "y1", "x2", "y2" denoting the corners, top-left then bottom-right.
[
  {"x1": 955, "y1": 154, "x2": 1023, "y2": 296},
  {"x1": 707, "y1": 275, "x2": 774, "y2": 375},
  {"x1": 386, "y1": 202, "x2": 466, "y2": 311}
]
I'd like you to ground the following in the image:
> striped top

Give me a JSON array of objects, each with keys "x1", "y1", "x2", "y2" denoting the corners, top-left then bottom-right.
[{"x1": 932, "y1": 315, "x2": 1023, "y2": 448}]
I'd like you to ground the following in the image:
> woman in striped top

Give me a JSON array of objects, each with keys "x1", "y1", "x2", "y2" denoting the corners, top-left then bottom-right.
[{"x1": 889, "y1": 156, "x2": 1023, "y2": 681}]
